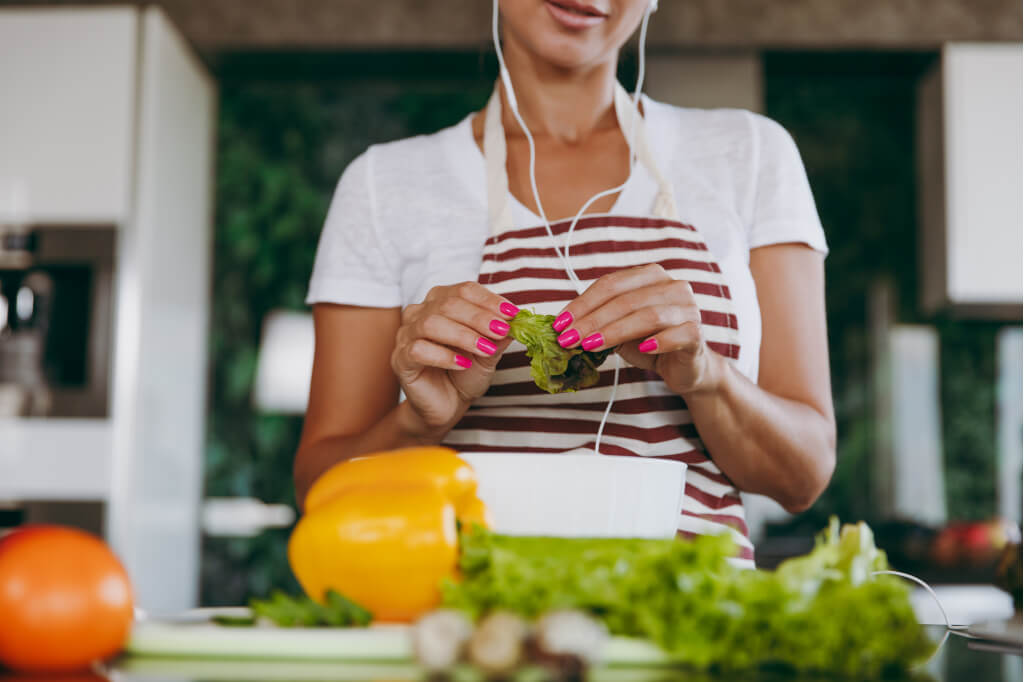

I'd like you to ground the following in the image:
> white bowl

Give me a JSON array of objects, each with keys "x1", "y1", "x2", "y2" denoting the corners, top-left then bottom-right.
[{"x1": 459, "y1": 453, "x2": 686, "y2": 539}]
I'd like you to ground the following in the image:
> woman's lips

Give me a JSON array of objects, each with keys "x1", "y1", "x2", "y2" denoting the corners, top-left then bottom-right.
[{"x1": 545, "y1": 0, "x2": 608, "y2": 30}]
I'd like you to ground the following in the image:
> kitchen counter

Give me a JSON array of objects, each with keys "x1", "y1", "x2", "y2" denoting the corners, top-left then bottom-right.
[{"x1": 1, "y1": 627, "x2": 1018, "y2": 682}]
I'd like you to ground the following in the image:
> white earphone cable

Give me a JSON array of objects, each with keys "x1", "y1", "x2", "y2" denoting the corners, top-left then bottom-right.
[
  {"x1": 872, "y1": 570, "x2": 969, "y2": 632},
  {"x1": 492, "y1": 1, "x2": 654, "y2": 454},
  {"x1": 492, "y1": 2, "x2": 579, "y2": 291},
  {"x1": 562, "y1": 9, "x2": 650, "y2": 271},
  {"x1": 872, "y1": 569, "x2": 974, "y2": 663}
]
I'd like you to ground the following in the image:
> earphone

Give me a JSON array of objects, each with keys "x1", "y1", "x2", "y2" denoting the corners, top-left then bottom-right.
[{"x1": 491, "y1": 0, "x2": 656, "y2": 454}]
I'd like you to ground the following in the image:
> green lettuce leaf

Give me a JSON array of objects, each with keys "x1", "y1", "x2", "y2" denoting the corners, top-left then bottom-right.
[
  {"x1": 508, "y1": 309, "x2": 612, "y2": 394},
  {"x1": 442, "y1": 521, "x2": 934, "y2": 678}
]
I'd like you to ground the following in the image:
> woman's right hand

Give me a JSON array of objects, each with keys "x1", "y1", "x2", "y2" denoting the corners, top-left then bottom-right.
[{"x1": 391, "y1": 282, "x2": 519, "y2": 431}]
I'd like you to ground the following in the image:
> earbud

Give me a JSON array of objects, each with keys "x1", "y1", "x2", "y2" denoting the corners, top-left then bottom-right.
[{"x1": 649, "y1": 0, "x2": 658, "y2": 11}]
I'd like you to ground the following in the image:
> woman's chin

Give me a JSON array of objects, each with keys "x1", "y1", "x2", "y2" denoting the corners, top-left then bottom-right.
[{"x1": 528, "y1": 38, "x2": 608, "y2": 71}]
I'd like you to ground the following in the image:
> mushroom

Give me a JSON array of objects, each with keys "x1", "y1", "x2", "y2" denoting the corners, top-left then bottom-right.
[
  {"x1": 466, "y1": 610, "x2": 530, "y2": 676},
  {"x1": 530, "y1": 609, "x2": 608, "y2": 678},
  {"x1": 412, "y1": 609, "x2": 474, "y2": 673}
]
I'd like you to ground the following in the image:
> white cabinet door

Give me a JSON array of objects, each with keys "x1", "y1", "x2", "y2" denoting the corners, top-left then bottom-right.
[
  {"x1": 942, "y1": 44, "x2": 1023, "y2": 307},
  {"x1": 918, "y1": 43, "x2": 1024, "y2": 313},
  {"x1": 107, "y1": 6, "x2": 215, "y2": 614},
  {"x1": 0, "y1": 8, "x2": 137, "y2": 224}
]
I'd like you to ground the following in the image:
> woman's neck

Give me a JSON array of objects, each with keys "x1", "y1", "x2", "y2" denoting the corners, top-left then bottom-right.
[{"x1": 499, "y1": 33, "x2": 620, "y2": 145}]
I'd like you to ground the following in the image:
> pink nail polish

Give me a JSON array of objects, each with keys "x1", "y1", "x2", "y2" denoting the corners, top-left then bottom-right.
[
  {"x1": 638, "y1": 338, "x2": 658, "y2": 353},
  {"x1": 499, "y1": 302, "x2": 519, "y2": 318},
  {"x1": 455, "y1": 354, "x2": 473, "y2": 368},
  {"x1": 552, "y1": 311, "x2": 573, "y2": 333},
  {"x1": 557, "y1": 329, "x2": 580, "y2": 348},
  {"x1": 489, "y1": 319, "x2": 510, "y2": 336},
  {"x1": 477, "y1": 337, "x2": 497, "y2": 355},
  {"x1": 581, "y1": 333, "x2": 604, "y2": 351}
]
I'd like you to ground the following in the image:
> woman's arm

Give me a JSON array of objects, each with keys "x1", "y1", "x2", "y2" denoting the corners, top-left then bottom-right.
[
  {"x1": 293, "y1": 305, "x2": 427, "y2": 507},
  {"x1": 676, "y1": 244, "x2": 835, "y2": 512},
  {"x1": 294, "y1": 285, "x2": 518, "y2": 507},
  {"x1": 549, "y1": 244, "x2": 835, "y2": 513}
]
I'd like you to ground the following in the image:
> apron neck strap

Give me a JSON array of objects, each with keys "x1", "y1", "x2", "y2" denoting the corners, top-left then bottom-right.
[
  {"x1": 483, "y1": 81, "x2": 680, "y2": 236},
  {"x1": 483, "y1": 86, "x2": 515, "y2": 235}
]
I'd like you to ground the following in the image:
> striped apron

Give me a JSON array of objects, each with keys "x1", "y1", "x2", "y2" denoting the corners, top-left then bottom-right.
[{"x1": 443, "y1": 84, "x2": 753, "y2": 564}]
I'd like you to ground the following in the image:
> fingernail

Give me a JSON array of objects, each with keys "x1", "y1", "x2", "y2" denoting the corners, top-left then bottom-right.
[
  {"x1": 581, "y1": 333, "x2": 603, "y2": 351},
  {"x1": 557, "y1": 329, "x2": 580, "y2": 348},
  {"x1": 455, "y1": 354, "x2": 473, "y2": 368},
  {"x1": 499, "y1": 302, "x2": 519, "y2": 318},
  {"x1": 552, "y1": 311, "x2": 573, "y2": 332},
  {"x1": 489, "y1": 319, "x2": 510, "y2": 336},
  {"x1": 638, "y1": 338, "x2": 658, "y2": 353},
  {"x1": 477, "y1": 337, "x2": 497, "y2": 355}
]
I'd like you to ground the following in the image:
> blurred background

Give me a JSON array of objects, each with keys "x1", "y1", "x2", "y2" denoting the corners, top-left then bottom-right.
[{"x1": 0, "y1": 0, "x2": 1021, "y2": 614}]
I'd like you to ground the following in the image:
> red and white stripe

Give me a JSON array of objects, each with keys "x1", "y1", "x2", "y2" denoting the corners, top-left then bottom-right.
[{"x1": 445, "y1": 214, "x2": 753, "y2": 564}]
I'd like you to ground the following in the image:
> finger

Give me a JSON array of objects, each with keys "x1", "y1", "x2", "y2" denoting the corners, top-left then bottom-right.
[
  {"x1": 433, "y1": 296, "x2": 514, "y2": 343},
  {"x1": 483, "y1": 336, "x2": 517, "y2": 368},
  {"x1": 401, "y1": 302, "x2": 422, "y2": 323},
  {"x1": 634, "y1": 319, "x2": 705, "y2": 357},
  {"x1": 615, "y1": 340, "x2": 656, "y2": 371},
  {"x1": 572, "y1": 303, "x2": 701, "y2": 353},
  {"x1": 552, "y1": 264, "x2": 672, "y2": 334},
  {"x1": 393, "y1": 339, "x2": 474, "y2": 381},
  {"x1": 559, "y1": 280, "x2": 695, "y2": 350},
  {"x1": 418, "y1": 310, "x2": 504, "y2": 360},
  {"x1": 448, "y1": 281, "x2": 521, "y2": 321}
]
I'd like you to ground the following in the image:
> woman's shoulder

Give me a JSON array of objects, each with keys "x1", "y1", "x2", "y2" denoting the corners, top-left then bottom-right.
[
  {"x1": 328, "y1": 114, "x2": 484, "y2": 245},
  {"x1": 358, "y1": 115, "x2": 477, "y2": 184},
  {"x1": 644, "y1": 98, "x2": 793, "y2": 162}
]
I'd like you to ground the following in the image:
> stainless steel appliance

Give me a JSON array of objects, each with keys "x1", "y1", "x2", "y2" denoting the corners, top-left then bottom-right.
[{"x1": 0, "y1": 224, "x2": 114, "y2": 417}]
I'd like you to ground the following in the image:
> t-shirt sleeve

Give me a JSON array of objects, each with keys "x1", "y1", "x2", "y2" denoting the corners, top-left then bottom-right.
[
  {"x1": 306, "y1": 148, "x2": 403, "y2": 307},
  {"x1": 744, "y1": 112, "x2": 828, "y2": 255}
]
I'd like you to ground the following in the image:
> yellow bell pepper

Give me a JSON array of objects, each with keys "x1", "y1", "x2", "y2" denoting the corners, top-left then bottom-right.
[{"x1": 288, "y1": 446, "x2": 491, "y2": 622}]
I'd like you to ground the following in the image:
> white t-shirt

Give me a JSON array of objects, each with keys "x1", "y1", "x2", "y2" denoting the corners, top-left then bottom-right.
[{"x1": 307, "y1": 97, "x2": 827, "y2": 382}]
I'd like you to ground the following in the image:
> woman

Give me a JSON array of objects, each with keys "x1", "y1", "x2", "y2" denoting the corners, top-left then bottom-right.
[{"x1": 296, "y1": 0, "x2": 835, "y2": 563}]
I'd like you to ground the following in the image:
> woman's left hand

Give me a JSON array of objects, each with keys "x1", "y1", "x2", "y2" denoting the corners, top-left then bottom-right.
[{"x1": 552, "y1": 264, "x2": 720, "y2": 396}]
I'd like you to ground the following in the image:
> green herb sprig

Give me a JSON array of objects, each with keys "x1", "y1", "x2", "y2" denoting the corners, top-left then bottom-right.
[{"x1": 213, "y1": 589, "x2": 372, "y2": 628}]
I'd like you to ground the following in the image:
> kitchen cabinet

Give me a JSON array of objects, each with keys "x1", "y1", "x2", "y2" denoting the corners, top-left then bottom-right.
[
  {"x1": 0, "y1": 8, "x2": 137, "y2": 225},
  {"x1": 0, "y1": 6, "x2": 214, "y2": 614},
  {"x1": 917, "y1": 43, "x2": 1023, "y2": 316}
]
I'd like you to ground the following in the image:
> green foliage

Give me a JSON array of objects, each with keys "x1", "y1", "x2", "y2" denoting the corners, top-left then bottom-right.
[
  {"x1": 766, "y1": 53, "x2": 1002, "y2": 525},
  {"x1": 443, "y1": 522, "x2": 933, "y2": 677},
  {"x1": 936, "y1": 319, "x2": 1001, "y2": 520},
  {"x1": 203, "y1": 71, "x2": 491, "y2": 605},
  {"x1": 766, "y1": 55, "x2": 921, "y2": 524},
  {"x1": 509, "y1": 309, "x2": 612, "y2": 393},
  {"x1": 203, "y1": 84, "x2": 333, "y2": 605}
]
